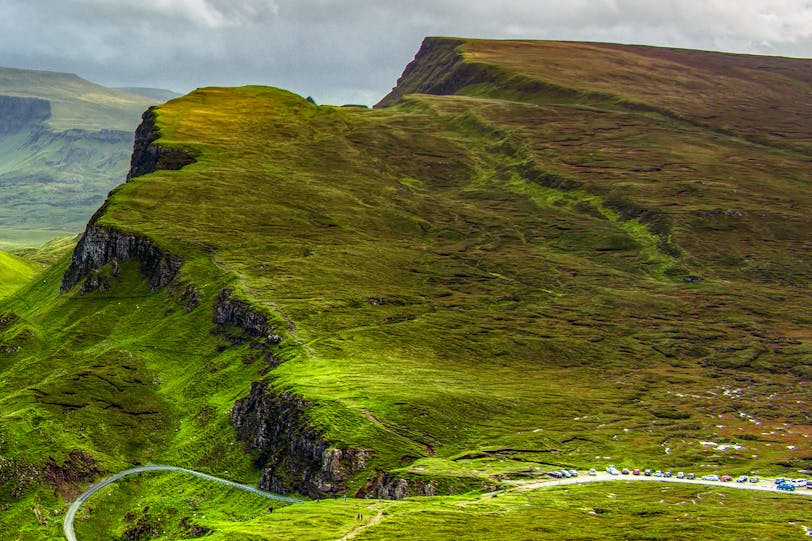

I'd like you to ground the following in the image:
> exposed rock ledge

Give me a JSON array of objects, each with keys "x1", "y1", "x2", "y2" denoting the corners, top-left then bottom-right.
[
  {"x1": 60, "y1": 105, "x2": 193, "y2": 293},
  {"x1": 127, "y1": 107, "x2": 196, "y2": 181},
  {"x1": 60, "y1": 225, "x2": 182, "y2": 293},
  {"x1": 231, "y1": 382, "x2": 371, "y2": 498}
]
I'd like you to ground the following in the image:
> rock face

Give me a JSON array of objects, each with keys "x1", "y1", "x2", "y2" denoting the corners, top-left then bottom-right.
[
  {"x1": 230, "y1": 382, "x2": 371, "y2": 498},
  {"x1": 357, "y1": 472, "x2": 436, "y2": 500},
  {"x1": 0, "y1": 95, "x2": 50, "y2": 133},
  {"x1": 60, "y1": 108, "x2": 193, "y2": 293},
  {"x1": 60, "y1": 225, "x2": 182, "y2": 293},
  {"x1": 213, "y1": 289, "x2": 282, "y2": 343},
  {"x1": 212, "y1": 289, "x2": 283, "y2": 366},
  {"x1": 127, "y1": 107, "x2": 195, "y2": 181}
]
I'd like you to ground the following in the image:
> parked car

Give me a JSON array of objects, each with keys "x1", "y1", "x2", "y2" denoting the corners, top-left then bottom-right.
[
  {"x1": 569, "y1": 469, "x2": 579, "y2": 477},
  {"x1": 774, "y1": 478, "x2": 786, "y2": 485},
  {"x1": 686, "y1": 473, "x2": 696, "y2": 480},
  {"x1": 702, "y1": 475, "x2": 720, "y2": 482},
  {"x1": 562, "y1": 470, "x2": 572, "y2": 478},
  {"x1": 777, "y1": 483, "x2": 795, "y2": 492},
  {"x1": 793, "y1": 479, "x2": 807, "y2": 487},
  {"x1": 720, "y1": 475, "x2": 733, "y2": 482},
  {"x1": 654, "y1": 470, "x2": 663, "y2": 478},
  {"x1": 676, "y1": 472, "x2": 685, "y2": 479},
  {"x1": 588, "y1": 468, "x2": 597, "y2": 476},
  {"x1": 664, "y1": 471, "x2": 673, "y2": 478},
  {"x1": 548, "y1": 471, "x2": 563, "y2": 478},
  {"x1": 621, "y1": 468, "x2": 630, "y2": 475},
  {"x1": 607, "y1": 466, "x2": 619, "y2": 475},
  {"x1": 632, "y1": 469, "x2": 641, "y2": 476},
  {"x1": 748, "y1": 477, "x2": 759, "y2": 483},
  {"x1": 736, "y1": 476, "x2": 748, "y2": 483},
  {"x1": 643, "y1": 469, "x2": 653, "y2": 476}
]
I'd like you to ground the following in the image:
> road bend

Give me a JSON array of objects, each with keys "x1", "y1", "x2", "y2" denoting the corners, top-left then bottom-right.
[
  {"x1": 63, "y1": 464, "x2": 303, "y2": 541},
  {"x1": 64, "y1": 466, "x2": 811, "y2": 540}
]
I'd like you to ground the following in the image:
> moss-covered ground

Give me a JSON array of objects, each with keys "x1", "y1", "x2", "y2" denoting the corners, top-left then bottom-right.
[{"x1": 0, "y1": 39, "x2": 810, "y2": 538}]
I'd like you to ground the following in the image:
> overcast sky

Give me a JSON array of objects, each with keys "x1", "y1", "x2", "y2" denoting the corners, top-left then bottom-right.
[{"x1": 0, "y1": 0, "x2": 810, "y2": 105}]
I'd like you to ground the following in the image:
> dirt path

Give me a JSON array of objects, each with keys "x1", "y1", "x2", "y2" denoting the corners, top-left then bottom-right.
[{"x1": 338, "y1": 507, "x2": 384, "y2": 541}]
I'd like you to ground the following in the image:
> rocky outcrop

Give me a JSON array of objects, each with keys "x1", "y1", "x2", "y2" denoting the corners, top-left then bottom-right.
[
  {"x1": 0, "y1": 95, "x2": 51, "y2": 133},
  {"x1": 230, "y1": 382, "x2": 371, "y2": 498},
  {"x1": 59, "y1": 106, "x2": 195, "y2": 294},
  {"x1": 356, "y1": 471, "x2": 436, "y2": 500},
  {"x1": 212, "y1": 289, "x2": 283, "y2": 365},
  {"x1": 60, "y1": 225, "x2": 182, "y2": 293},
  {"x1": 127, "y1": 107, "x2": 195, "y2": 181}
]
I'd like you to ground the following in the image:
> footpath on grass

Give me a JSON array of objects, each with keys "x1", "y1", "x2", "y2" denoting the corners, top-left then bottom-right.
[
  {"x1": 63, "y1": 464, "x2": 302, "y2": 541},
  {"x1": 63, "y1": 465, "x2": 811, "y2": 540}
]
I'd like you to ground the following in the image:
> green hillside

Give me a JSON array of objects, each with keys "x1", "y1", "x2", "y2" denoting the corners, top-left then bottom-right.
[
  {"x1": 0, "y1": 251, "x2": 37, "y2": 299},
  {"x1": 0, "y1": 39, "x2": 810, "y2": 538},
  {"x1": 0, "y1": 67, "x2": 154, "y2": 247}
]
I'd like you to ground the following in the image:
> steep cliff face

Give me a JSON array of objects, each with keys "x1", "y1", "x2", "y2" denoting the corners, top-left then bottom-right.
[
  {"x1": 230, "y1": 382, "x2": 371, "y2": 498},
  {"x1": 59, "y1": 225, "x2": 182, "y2": 293},
  {"x1": 127, "y1": 108, "x2": 195, "y2": 181},
  {"x1": 0, "y1": 95, "x2": 50, "y2": 133},
  {"x1": 375, "y1": 38, "x2": 474, "y2": 108},
  {"x1": 59, "y1": 111, "x2": 192, "y2": 293}
]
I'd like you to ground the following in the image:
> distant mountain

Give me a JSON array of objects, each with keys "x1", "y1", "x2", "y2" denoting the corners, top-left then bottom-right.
[
  {"x1": 0, "y1": 67, "x2": 154, "y2": 247},
  {"x1": 116, "y1": 86, "x2": 181, "y2": 103}
]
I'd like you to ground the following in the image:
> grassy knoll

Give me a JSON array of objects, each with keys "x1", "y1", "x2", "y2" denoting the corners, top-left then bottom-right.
[{"x1": 0, "y1": 40, "x2": 809, "y2": 539}]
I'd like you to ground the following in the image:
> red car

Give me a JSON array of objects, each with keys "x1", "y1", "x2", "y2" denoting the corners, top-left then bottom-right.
[
  {"x1": 720, "y1": 475, "x2": 733, "y2": 482},
  {"x1": 632, "y1": 469, "x2": 641, "y2": 475}
]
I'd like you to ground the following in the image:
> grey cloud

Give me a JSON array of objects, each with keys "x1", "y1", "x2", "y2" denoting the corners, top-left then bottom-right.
[{"x1": 0, "y1": 0, "x2": 809, "y2": 106}]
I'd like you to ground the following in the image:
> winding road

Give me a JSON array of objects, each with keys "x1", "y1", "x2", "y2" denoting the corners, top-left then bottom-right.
[
  {"x1": 63, "y1": 464, "x2": 303, "y2": 541},
  {"x1": 63, "y1": 465, "x2": 811, "y2": 540}
]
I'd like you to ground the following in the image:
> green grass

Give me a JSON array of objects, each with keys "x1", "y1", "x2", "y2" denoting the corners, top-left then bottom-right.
[
  {"x1": 71, "y1": 475, "x2": 812, "y2": 540},
  {"x1": 0, "y1": 250, "x2": 37, "y2": 298},
  {"x1": 0, "y1": 39, "x2": 810, "y2": 539}
]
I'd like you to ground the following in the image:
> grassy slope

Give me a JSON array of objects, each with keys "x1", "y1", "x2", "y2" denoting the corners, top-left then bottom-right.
[
  {"x1": 0, "y1": 40, "x2": 810, "y2": 538},
  {"x1": 0, "y1": 251, "x2": 37, "y2": 298}
]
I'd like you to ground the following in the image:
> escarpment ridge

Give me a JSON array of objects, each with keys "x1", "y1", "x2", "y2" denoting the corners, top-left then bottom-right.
[{"x1": 0, "y1": 39, "x2": 810, "y2": 538}]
